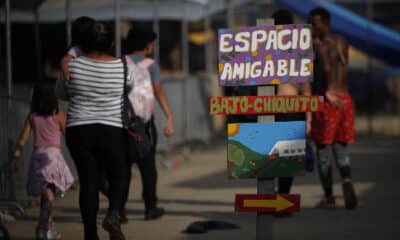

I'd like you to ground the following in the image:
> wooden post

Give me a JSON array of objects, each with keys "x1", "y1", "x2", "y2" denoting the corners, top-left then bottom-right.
[{"x1": 255, "y1": 18, "x2": 275, "y2": 240}]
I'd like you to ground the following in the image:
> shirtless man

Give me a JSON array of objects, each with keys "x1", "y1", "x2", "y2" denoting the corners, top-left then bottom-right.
[
  {"x1": 272, "y1": 10, "x2": 312, "y2": 215},
  {"x1": 308, "y1": 7, "x2": 357, "y2": 210}
]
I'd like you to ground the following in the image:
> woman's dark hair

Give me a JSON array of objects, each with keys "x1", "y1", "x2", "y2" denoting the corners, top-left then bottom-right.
[
  {"x1": 309, "y1": 7, "x2": 331, "y2": 23},
  {"x1": 272, "y1": 9, "x2": 294, "y2": 25},
  {"x1": 81, "y1": 21, "x2": 114, "y2": 53},
  {"x1": 126, "y1": 28, "x2": 157, "y2": 52},
  {"x1": 31, "y1": 78, "x2": 59, "y2": 116},
  {"x1": 71, "y1": 16, "x2": 96, "y2": 46}
]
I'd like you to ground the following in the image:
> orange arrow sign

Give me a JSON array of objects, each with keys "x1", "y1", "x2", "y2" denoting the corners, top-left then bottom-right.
[
  {"x1": 244, "y1": 195, "x2": 294, "y2": 212},
  {"x1": 236, "y1": 194, "x2": 300, "y2": 213}
]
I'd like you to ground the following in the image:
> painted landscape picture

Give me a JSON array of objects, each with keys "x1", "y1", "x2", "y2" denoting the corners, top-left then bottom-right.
[{"x1": 227, "y1": 122, "x2": 306, "y2": 179}]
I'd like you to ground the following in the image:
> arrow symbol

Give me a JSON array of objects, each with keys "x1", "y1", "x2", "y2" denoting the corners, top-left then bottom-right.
[
  {"x1": 243, "y1": 195, "x2": 294, "y2": 212},
  {"x1": 236, "y1": 194, "x2": 300, "y2": 213}
]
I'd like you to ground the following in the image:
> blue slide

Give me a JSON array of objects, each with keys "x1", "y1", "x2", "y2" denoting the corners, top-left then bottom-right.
[{"x1": 277, "y1": 0, "x2": 400, "y2": 67}]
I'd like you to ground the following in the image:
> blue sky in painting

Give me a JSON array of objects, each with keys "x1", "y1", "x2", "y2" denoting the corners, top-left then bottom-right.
[{"x1": 229, "y1": 121, "x2": 305, "y2": 155}]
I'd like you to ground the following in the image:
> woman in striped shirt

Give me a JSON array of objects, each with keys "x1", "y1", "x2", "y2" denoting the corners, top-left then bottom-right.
[{"x1": 65, "y1": 22, "x2": 128, "y2": 240}]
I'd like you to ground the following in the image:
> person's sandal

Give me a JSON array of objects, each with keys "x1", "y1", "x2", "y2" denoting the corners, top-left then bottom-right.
[{"x1": 102, "y1": 211, "x2": 126, "y2": 240}]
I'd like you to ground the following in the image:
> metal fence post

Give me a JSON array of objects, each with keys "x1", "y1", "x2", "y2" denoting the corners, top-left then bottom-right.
[
  {"x1": 65, "y1": 0, "x2": 71, "y2": 47},
  {"x1": 152, "y1": 0, "x2": 160, "y2": 63},
  {"x1": 114, "y1": 0, "x2": 121, "y2": 57},
  {"x1": 34, "y1": 6, "x2": 42, "y2": 82},
  {"x1": 181, "y1": 0, "x2": 190, "y2": 160},
  {"x1": 5, "y1": 0, "x2": 12, "y2": 98}
]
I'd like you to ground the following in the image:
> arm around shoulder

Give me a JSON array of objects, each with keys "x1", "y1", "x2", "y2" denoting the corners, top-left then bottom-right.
[{"x1": 60, "y1": 54, "x2": 74, "y2": 81}]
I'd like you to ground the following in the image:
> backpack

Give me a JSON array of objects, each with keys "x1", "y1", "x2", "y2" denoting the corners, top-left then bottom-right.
[{"x1": 125, "y1": 56, "x2": 155, "y2": 123}]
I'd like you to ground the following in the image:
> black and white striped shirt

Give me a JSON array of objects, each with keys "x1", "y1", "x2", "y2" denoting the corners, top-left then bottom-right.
[{"x1": 66, "y1": 57, "x2": 125, "y2": 128}]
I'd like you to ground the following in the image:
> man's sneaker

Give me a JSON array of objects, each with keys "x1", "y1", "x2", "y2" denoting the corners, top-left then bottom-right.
[
  {"x1": 145, "y1": 207, "x2": 165, "y2": 220},
  {"x1": 102, "y1": 212, "x2": 126, "y2": 240},
  {"x1": 315, "y1": 196, "x2": 336, "y2": 209},
  {"x1": 342, "y1": 181, "x2": 358, "y2": 210}
]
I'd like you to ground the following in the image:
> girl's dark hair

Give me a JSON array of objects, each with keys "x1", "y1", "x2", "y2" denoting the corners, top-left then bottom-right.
[
  {"x1": 71, "y1": 16, "x2": 96, "y2": 46},
  {"x1": 81, "y1": 21, "x2": 114, "y2": 53},
  {"x1": 31, "y1": 78, "x2": 59, "y2": 116}
]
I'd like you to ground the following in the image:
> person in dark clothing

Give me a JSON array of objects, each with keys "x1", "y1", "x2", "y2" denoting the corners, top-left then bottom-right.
[
  {"x1": 98, "y1": 27, "x2": 175, "y2": 223},
  {"x1": 125, "y1": 28, "x2": 175, "y2": 220},
  {"x1": 64, "y1": 21, "x2": 129, "y2": 240}
]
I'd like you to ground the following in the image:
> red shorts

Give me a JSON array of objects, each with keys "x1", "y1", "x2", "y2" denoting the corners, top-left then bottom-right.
[{"x1": 311, "y1": 93, "x2": 355, "y2": 145}]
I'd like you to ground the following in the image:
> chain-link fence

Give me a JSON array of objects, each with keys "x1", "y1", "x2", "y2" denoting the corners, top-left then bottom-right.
[
  {"x1": 0, "y1": 74, "x2": 216, "y2": 208},
  {"x1": 0, "y1": 96, "x2": 31, "y2": 216}
]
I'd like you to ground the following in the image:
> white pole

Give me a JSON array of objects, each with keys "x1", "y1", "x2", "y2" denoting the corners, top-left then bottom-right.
[
  {"x1": 152, "y1": 0, "x2": 160, "y2": 63},
  {"x1": 181, "y1": 0, "x2": 190, "y2": 159},
  {"x1": 204, "y1": 2, "x2": 212, "y2": 78},
  {"x1": 225, "y1": 0, "x2": 234, "y2": 28},
  {"x1": 66, "y1": 0, "x2": 71, "y2": 47},
  {"x1": 181, "y1": 1, "x2": 189, "y2": 77},
  {"x1": 5, "y1": 0, "x2": 12, "y2": 97},
  {"x1": 114, "y1": 0, "x2": 121, "y2": 57}
]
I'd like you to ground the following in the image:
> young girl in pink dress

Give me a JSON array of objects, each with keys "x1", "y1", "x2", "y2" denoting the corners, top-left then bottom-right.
[{"x1": 11, "y1": 79, "x2": 74, "y2": 240}]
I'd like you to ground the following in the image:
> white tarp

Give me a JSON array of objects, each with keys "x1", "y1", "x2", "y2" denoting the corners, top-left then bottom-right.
[{"x1": 1, "y1": 0, "x2": 250, "y2": 22}]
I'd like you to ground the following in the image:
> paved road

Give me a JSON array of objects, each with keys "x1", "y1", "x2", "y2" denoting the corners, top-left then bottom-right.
[{"x1": 6, "y1": 135, "x2": 400, "y2": 240}]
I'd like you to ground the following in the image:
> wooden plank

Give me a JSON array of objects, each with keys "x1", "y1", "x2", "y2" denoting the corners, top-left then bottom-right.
[
  {"x1": 235, "y1": 194, "x2": 300, "y2": 213},
  {"x1": 209, "y1": 96, "x2": 323, "y2": 115},
  {"x1": 255, "y1": 18, "x2": 275, "y2": 240},
  {"x1": 217, "y1": 24, "x2": 314, "y2": 86},
  {"x1": 257, "y1": 86, "x2": 274, "y2": 122},
  {"x1": 227, "y1": 122, "x2": 306, "y2": 179}
]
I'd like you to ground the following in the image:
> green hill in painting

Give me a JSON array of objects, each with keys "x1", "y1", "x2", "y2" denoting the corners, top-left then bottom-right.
[{"x1": 228, "y1": 139, "x2": 306, "y2": 179}]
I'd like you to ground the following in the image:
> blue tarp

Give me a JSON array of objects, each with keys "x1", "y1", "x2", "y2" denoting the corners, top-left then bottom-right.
[{"x1": 277, "y1": 0, "x2": 400, "y2": 67}]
